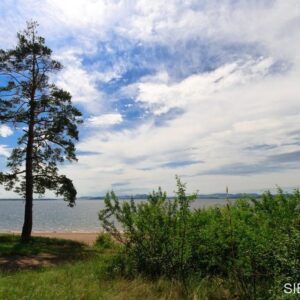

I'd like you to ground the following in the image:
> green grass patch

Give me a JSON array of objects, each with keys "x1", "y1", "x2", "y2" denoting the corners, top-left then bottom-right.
[
  {"x1": 0, "y1": 235, "x2": 261, "y2": 299},
  {"x1": 0, "y1": 234, "x2": 192, "y2": 300},
  {"x1": 0, "y1": 234, "x2": 87, "y2": 258},
  {"x1": 0, "y1": 254, "x2": 228, "y2": 300}
]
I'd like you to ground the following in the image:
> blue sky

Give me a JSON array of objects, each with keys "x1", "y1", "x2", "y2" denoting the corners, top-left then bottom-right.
[{"x1": 1, "y1": 0, "x2": 300, "y2": 196}]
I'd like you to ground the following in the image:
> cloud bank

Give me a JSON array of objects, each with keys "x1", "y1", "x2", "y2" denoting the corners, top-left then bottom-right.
[{"x1": 0, "y1": 0, "x2": 300, "y2": 196}]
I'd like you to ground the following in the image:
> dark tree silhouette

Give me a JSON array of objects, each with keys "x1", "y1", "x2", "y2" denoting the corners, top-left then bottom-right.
[{"x1": 0, "y1": 21, "x2": 82, "y2": 240}]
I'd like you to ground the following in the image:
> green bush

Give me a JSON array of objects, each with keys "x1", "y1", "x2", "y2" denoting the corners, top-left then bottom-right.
[
  {"x1": 99, "y1": 179, "x2": 300, "y2": 299},
  {"x1": 99, "y1": 176, "x2": 196, "y2": 282},
  {"x1": 95, "y1": 233, "x2": 115, "y2": 251}
]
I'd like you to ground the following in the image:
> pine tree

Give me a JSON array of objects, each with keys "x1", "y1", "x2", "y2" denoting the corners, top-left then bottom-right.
[{"x1": 0, "y1": 21, "x2": 82, "y2": 240}]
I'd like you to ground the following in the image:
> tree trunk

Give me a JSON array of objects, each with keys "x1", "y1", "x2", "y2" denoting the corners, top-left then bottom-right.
[
  {"x1": 21, "y1": 40, "x2": 36, "y2": 241},
  {"x1": 21, "y1": 118, "x2": 34, "y2": 241},
  {"x1": 21, "y1": 44, "x2": 36, "y2": 241}
]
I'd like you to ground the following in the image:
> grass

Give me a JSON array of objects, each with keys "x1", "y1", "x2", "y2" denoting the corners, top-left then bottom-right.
[
  {"x1": 0, "y1": 234, "x2": 235, "y2": 300},
  {"x1": 0, "y1": 256, "x2": 188, "y2": 300},
  {"x1": 0, "y1": 234, "x2": 88, "y2": 258},
  {"x1": 0, "y1": 234, "x2": 196, "y2": 300}
]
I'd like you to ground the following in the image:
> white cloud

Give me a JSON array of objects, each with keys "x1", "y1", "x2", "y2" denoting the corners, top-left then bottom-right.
[
  {"x1": 86, "y1": 113, "x2": 123, "y2": 127},
  {"x1": 54, "y1": 50, "x2": 105, "y2": 113},
  {"x1": 1, "y1": 0, "x2": 300, "y2": 196},
  {"x1": 1, "y1": 1, "x2": 300, "y2": 57},
  {"x1": 131, "y1": 57, "x2": 274, "y2": 115},
  {"x1": 0, "y1": 145, "x2": 10, "y2": 157},
  {"x1": 72, "y1": 57, "x2": 300, "y2": 194},
  {"x1": 0, "y1": 125, "x2": 13, "y2": 138}
]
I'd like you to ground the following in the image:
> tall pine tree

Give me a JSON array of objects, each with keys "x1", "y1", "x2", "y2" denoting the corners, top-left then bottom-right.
[{"x1": 0, "y1": 21, "x2": 82, "y2": 240}]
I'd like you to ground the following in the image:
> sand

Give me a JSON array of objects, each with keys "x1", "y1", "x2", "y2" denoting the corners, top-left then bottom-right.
[
  {"x1": 32, "y1": 232, "x2": 99, "y2": 245},
  {"x1": 1, "y1": 231, "x2": 99, "y2": 246},
  {"x1": 0, "y1": 231, "x2": 100, "y2": 269}
]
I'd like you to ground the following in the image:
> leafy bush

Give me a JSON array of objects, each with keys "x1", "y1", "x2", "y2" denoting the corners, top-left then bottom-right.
[
  {"x1": 94, "y1": 233, "x2": 115, "y2": 251},
  {"x1": 99, "y1": 176, "x2": 196, "y2": 282},
  {"x1": 99, "y1": 179, "x2": 300, "y2": 299}
]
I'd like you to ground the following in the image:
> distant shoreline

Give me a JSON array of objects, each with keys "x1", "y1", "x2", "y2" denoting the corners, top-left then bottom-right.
[{"x1": 0, "y1": 193, "x2": 260, "y2": 201}]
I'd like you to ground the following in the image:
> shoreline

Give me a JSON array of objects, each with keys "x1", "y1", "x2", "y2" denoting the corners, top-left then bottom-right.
[
  {"x1": 0, "y1": 231, "x2": 100, "y2": 246},
  {"x1": 0, "y1": 230, "x2": 100, "y2": 233}
]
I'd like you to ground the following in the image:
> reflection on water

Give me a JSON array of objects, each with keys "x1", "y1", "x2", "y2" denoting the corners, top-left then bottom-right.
[{"x1": 0, "y1": 198, "x2": 230, "y2": 232}]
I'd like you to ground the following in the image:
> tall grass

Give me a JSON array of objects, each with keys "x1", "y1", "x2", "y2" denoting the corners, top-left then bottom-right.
[{"x1": 0, "y1": 241, "x2": 225, "y2": 300}]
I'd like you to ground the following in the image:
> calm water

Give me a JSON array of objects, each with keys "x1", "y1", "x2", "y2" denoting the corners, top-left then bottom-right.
[{"x1": 0, "y1": 198, "x2": 229, "y2": 232}]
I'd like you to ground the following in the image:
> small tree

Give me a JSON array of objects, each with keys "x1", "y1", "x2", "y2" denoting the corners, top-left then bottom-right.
[{"x1": 0, "y1": 21, "x2": 82, "y2": 240}]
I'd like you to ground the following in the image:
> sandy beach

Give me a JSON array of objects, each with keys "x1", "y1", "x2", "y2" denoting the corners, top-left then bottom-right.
[
  {"x1": 1, "y1": 231, "x2": 99, "y2": 246},
  {"x1": 33, "y1": 232, "x2": 99, "y2": 245}
]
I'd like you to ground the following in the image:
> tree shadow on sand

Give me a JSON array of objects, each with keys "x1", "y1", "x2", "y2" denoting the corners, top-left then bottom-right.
[{"x1": 0, "y1": 234, "x2": 93, "y2": 271}]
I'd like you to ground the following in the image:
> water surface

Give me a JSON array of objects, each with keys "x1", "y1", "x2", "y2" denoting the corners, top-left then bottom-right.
[{"x1": 0, "y1": 198, "x2": 230, "y2": 232}]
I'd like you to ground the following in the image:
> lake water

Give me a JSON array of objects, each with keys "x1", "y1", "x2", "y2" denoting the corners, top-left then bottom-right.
[{"x1": 0, "y1": 198, "x2": 230, "y2": 232}]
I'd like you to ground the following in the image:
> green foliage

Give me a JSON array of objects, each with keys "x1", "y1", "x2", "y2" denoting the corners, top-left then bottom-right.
[
  {"x1": 99, "y1": 177, "x2": 196, "y2": 281},
  {"x1": 0, "y1": 235, "x2": 191, "y2": 300},
  {"x1": 0, "y1": 256, "x2": 188, "y2": 300},
  {"x1": 99, "y1": 179, "x2": 300, "y2": 299},
  {"x1": 94, "y1": 233, "x2": 115, "y2": 251}
]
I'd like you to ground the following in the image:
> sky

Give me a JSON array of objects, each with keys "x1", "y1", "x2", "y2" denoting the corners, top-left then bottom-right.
[{"x1": 1, "y1": 0, "x2": 300, "y2": 197}]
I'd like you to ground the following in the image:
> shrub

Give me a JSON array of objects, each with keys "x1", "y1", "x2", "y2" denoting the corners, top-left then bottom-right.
[
  {"x1": 94, "y1": 233, "x2": 115, "y2": 251},
  {"x1": 99, "y1": 176, "x2": 196, "y2": 282},
  {"x1": 99, "y1": 180, "x2": 300, "y2": 299}
]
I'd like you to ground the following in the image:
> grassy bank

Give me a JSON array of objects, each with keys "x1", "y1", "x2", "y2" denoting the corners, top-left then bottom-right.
[
  {"x1": 0, "y1": 258, "x2": 187, "y2": 300},
  {"x1": 0, "y1": 235, "x2": 190, "y2": 300},
  {"x1": 0, "y1": 234, "x2": 88, "y2": 257},
  {"x1": 2, "y1": 179, "x2": 300, "y2": 299},
  {"x1": 98, "y1": 178, "x2": 300, "y2": 299},
  {"x1": 0, "y1": 234, "x2": 238, "y2": 299}
]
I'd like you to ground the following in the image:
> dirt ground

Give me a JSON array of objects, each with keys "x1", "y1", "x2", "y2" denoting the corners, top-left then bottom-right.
[
  {"x1": 0, "y1": 232, "x2": 99, "y2": 270},
  {"x1": 0, "y1": 253, "x2": 59, "y2": 269}
]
